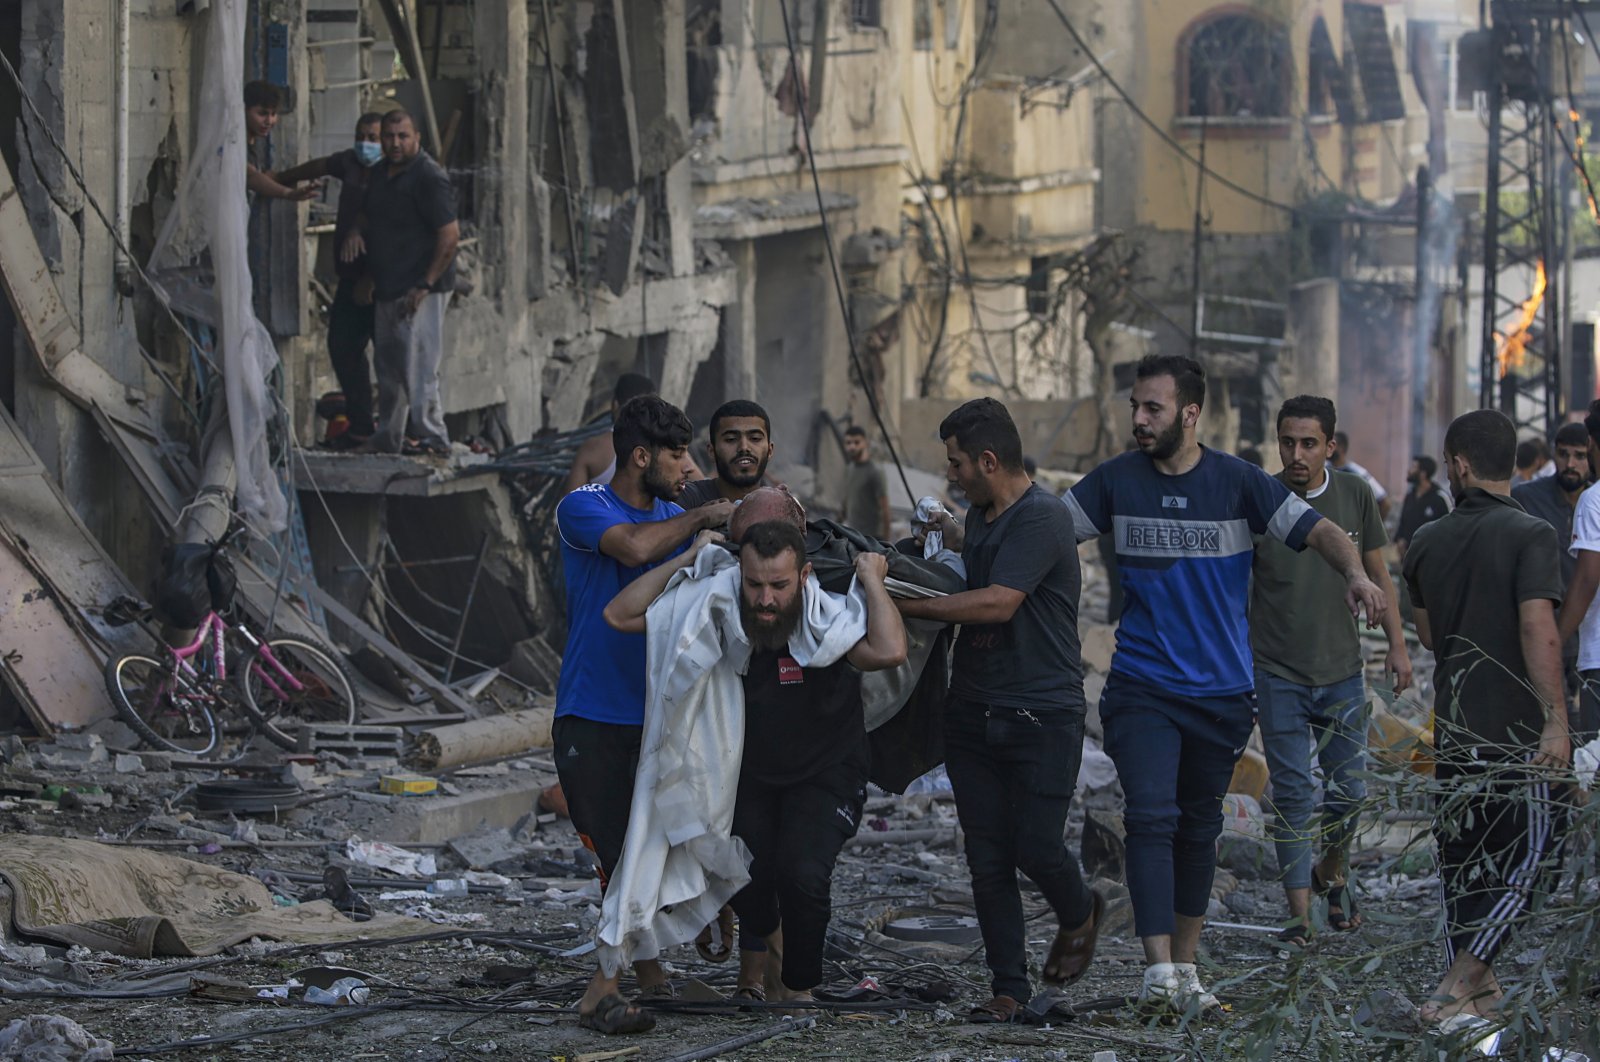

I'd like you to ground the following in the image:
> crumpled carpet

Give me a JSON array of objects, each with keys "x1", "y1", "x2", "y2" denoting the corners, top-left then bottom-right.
[{"x1": 0, "y1": 835, "x2": 427, "y2": 957}]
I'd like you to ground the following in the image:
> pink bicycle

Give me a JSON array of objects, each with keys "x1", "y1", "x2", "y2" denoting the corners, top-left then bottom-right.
[{"x1": 103, "y1": 525, "x2": 358, "y2": 756}]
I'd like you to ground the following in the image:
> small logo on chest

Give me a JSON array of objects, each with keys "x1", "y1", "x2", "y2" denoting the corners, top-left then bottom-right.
[
  {"x1": 778, "y1": 657, "x2": 804, "y2": 685},
  {"x1": 1162, "y1": 496, "x2": 1189, "y2": 510}
]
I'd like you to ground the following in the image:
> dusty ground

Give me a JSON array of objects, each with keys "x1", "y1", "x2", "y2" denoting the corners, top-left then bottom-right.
[
  {"x1": 2, "y1": 553, "x2": 1596, "y2": 1060},
  {"x1": 1, "y1": 752, "x2": 1596, "y2": 1062}
]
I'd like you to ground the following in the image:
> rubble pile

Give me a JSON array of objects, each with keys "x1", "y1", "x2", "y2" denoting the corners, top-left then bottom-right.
[{"x1": 0, "y1": 560, "x2": 1591, "y2": 1061}]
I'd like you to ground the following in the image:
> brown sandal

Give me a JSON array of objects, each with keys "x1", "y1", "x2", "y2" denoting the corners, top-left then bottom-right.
[
  {"x1": 578, "y1": 992, "x2": 656, "y2": 1035},
  {"x1": 1043, "y1": 888, "x2": 1105, "y2": 985},
  {"x1": 732, "y1": 984, "x2": 766, "y2": 1003},
  {"x1": 969, "y1": 995, "x2": 1023, "y2": 1023}
]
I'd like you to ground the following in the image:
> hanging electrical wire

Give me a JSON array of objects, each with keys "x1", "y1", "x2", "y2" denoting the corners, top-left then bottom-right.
[
  {"x1": 1038, "y1": 0, "x2": 1299, "y2": 215},
  {"x1": 773, "y1": 0, "x2": 915, "y2": 503}
]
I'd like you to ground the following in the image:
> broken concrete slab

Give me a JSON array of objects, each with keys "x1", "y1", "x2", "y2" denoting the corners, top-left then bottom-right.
[
  {"x1": 386, "y1": 781, "x2": 544, "y2": 844},
  {"x1": 447, "y1": 827, "x2": 537, "y2": 870}
]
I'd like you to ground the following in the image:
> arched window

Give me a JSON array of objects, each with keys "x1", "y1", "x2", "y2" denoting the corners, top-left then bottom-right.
[{"x1": 1183, "y1": 12, "x2": 1290, "y2": 119}]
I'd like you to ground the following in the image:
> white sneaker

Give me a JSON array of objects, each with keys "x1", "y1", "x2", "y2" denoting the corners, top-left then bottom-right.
[{"x1": 1174, "y1": 962, "x2": 1221, "y2": 1012}]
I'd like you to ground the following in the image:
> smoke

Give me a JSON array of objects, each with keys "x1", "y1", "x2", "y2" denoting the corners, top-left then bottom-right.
[{"x1": 1413, "y1": 175, "x2": 1459, "y2": 456}]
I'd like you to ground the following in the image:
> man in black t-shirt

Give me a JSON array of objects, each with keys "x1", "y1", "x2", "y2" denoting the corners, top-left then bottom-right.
[
  {"x1": 1396, "y1": 455, "x2": 1451, "y2": 557},
  {"x1": 344, "y1": 109, "x2": 459, "y2": 455},
  {"x1": 896, "y1": 398, "x2": 1101, "y2": 1024},
  {"x1": 605, "y1": 504, "x2": 907, "y2": 1011},
  {"x1": 1403, "y1": 410, "x2": 1568, "y2": 1026},
  {"x1": 274, "y1": 112, "x2": 386, "y2": 446}
]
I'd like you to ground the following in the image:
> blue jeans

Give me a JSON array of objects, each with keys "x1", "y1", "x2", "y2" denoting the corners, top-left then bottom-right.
[
  {"x1": 1100, "y1": 674, "x2": 1254, "y2": 939},
  {"x1": 1254, "y1": 670, "x2": 1368, "y2": 890}
]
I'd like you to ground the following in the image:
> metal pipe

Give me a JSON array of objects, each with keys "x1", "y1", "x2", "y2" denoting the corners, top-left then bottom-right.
[
  {"x1": 652, "y1": 1018, "x2": 817, "y2": 1062},
  {"x1": 114, "y1": 0, "x2": 131, "y2": 286},
  {"x1": 443, "y1": 533, "x2": 490, "y2": 684}
]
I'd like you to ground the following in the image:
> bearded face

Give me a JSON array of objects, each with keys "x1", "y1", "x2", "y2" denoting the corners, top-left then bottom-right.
[{"x1": 738, "y1": 549, "x2": 806, "y2": 652}]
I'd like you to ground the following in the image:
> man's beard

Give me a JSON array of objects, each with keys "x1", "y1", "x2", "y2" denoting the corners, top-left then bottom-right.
[
  {"x1": 715, "y1": 450, "x2": 769, "y2": 489},
  {"x1": 1559, "y1": 469, "x2": 1585, "y2": 493},
  {"x1": 643, "y1": 460, "x2": 683, "y2": 502},
  {"x1": 740, "y1": 591, "x2": 804, "y2": 653},
  {"x1": 1406, "y1": 473, "x2": 1419, "y2": 486},
  {"x1": 1135, "y1": 420, "x2": 1183, "y2": 461}
]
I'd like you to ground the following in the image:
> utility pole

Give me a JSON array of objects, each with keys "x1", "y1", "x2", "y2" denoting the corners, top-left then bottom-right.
[{"x1": 1190, "y1": 115, "x2": 1208, "y2": 357}]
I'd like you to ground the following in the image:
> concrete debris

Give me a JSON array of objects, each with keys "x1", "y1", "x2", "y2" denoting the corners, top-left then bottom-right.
[
  {"x1": 412, "y1": 706, "x2": 554, "y2": 770},
  {"x1": 112, "y1": 754, "x2": 144, "y2": 774},
  {"x1": 1352, "y1": 988, "x2": 1421, "y2": 1033},
  {"x1": 0, "y1": 1015, "x2": 113, "y2": 1061},
  {"x1": 32, "y1": 736, "x2": 107, "y2": 768},
  {"x1": 0, "y1": 944, "x2": 52, "y2": 968},
  {"x1": 56, "y1": 789, "x2": 113, "y2": 811},
  {"x1": 399, "y1": 902, "x2": 487, "y2": 926},
  {"x1": 448, "y1": 827, "x2": 537, "y2": 870}
]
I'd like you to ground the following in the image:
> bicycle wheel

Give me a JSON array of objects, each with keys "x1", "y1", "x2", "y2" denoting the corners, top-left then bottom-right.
[
  {"x1": 236, "y1": 637, "x2": 360, "y2": 750},
  {"x1": 104, "y1": 654, "x2": 221, "y2": 756}
]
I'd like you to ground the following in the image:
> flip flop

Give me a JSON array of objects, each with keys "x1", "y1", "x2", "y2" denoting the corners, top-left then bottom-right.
[
  {"x1": 634, "y1": 982, "x2": 676, "y2": 1003},
  {"x1": 968, "y1": 995, "x2": 1023, "y2": 1024},
  {"x1": 1043, "y1": 889, "x2": 1105, "y2": 985},
  {"x1": 1276, "y1": 920, "x2": 1312, "y2": 949},
  {"x1": 577, "y1": 992, "x2": 656, "y2": 1035}
]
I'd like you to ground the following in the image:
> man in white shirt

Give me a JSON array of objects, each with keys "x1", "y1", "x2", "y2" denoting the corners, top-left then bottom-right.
[{"x1": 1555, "y1": 402, "x2": 1600, "y2": 744}]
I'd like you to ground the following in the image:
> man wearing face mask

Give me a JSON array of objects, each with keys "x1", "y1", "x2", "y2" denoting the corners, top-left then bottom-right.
[{"x1": 274, "y1": 113, "x2": 386, "y2": 447}]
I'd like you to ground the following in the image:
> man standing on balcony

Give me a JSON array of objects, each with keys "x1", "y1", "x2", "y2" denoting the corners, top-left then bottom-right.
[{"x1": 344, "y1": 109, "x2": 458, "y2": 456}]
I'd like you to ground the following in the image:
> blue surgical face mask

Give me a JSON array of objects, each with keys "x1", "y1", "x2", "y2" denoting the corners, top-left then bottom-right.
[{"x1": 356, "y1": 141, "x2": 382, "y2": 167}]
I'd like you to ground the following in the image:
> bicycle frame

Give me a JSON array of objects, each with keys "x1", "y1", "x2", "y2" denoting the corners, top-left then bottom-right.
[{"x1": 168, "y1": 612, "x2": 304, "y2": 701}]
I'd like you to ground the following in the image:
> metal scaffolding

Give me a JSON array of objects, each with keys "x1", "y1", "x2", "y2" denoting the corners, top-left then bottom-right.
[{"x1": 1479, "y1": 2, "x2": 1568, "y2": 437}]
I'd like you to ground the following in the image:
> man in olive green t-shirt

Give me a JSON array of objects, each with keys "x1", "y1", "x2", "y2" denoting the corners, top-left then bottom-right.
[
  {"x1": 842, "y1": 426, "x2": 889, "y2": 539},
  {"x1": 1251, "y1": 395, "x2": 1413, "y2": 945}
]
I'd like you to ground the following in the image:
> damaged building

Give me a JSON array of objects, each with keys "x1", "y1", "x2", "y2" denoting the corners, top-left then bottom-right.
[{"x1": 0, "y1": 0, "x2": 1574, "y2": 727}]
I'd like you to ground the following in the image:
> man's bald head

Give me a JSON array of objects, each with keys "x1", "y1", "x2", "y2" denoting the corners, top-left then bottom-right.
[{"x1": 729, "y1": 487, "x2": 804, "y2": 542}]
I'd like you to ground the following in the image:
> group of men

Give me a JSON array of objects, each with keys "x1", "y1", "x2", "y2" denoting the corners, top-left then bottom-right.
[
  {"x1": 549, "y1": 355, "x2": 1577, "y2": 1036},
  {"x1": 243, "y1": 81, "x2": 458, "y2": 456}
]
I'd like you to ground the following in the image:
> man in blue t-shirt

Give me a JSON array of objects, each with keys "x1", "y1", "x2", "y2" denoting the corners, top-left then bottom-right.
[
  {"x1": 554, "y1": 395, "x2": 733, "y2": 1035},
  {"x1": 1063, "y1": 354, "x2": 1385, "y2": 1016}
]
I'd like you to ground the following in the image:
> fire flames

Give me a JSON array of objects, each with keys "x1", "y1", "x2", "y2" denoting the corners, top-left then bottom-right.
[
  {"x1": 1572, "y1": 108, "x2": 1600, "y2": 224},
  {"x1": 1494, "y1": 259, "x2": 1546, "y2": 379}
]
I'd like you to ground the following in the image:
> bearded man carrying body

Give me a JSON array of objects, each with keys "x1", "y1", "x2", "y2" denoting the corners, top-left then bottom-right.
[{"x1": 603, "y1": 488, "x2": 907, "y2": 1009}]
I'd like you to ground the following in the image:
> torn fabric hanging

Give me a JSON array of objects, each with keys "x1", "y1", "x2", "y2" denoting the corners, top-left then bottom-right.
[{"x1": 146, "y1": 0, "x2": 287, "y2": 533}]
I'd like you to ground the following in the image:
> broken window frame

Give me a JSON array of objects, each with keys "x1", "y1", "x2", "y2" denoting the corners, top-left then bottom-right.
[
  {"x1": 1177, "y1": 11, "x2": 1292, "y2": 123},
  {"x1": 851, "y1": 0, "x2": 883, "y2": 30}
]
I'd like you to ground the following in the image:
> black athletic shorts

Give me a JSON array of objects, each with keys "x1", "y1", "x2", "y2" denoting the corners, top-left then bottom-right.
[{"x1": 552, "y1": 714, "x2": 642, "y2": 889}]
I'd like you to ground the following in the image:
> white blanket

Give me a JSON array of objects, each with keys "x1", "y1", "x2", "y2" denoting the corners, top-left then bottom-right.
[{"x1": 594, "y1": 547, "x2": 869, "y2": 974}]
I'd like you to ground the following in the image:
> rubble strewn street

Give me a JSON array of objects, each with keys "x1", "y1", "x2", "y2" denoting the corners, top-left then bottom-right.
[
  {"x1": 7, "y1": 0, "x2": 1600, "y2": 1057},
  {"x1": 2, "y1": 551, "x2": 1595, "y2": 1060}
]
